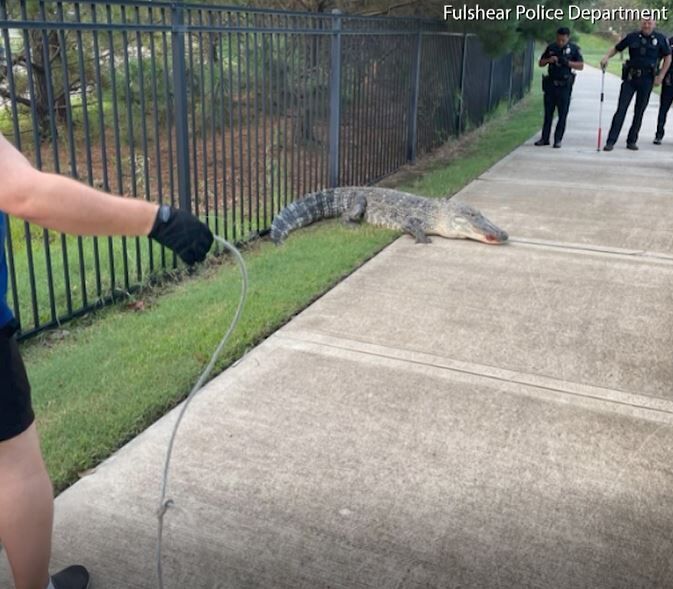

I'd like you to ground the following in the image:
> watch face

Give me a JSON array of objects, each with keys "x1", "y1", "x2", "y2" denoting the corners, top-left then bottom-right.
[{"x1": 160, "y1": 205, "x2": 171, "y2": 223}]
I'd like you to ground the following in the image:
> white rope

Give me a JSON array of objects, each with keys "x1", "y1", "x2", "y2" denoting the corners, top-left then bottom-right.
[{"x1": 155, "y1": 235, "x2": 249, "y2": 589}]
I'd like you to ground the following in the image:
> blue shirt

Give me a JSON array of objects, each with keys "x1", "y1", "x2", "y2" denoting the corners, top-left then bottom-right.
[
  {"x1": 616, "y1": 31, "x2": 671, "y2": 70},
  {"x1": 0, "y1": 213, "x2": 14, "y2": 328},
  {"x1": 540, "y1": 42, "x2": 584, "y2": 81}
]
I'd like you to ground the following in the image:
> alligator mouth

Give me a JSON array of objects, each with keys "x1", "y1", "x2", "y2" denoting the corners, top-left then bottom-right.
[
  {"x1": 484, "y1": 234, "x2": 507, "y2": 244},
  {"x1": 463, "y1": 218, "x2": 509, "y2": 245}
]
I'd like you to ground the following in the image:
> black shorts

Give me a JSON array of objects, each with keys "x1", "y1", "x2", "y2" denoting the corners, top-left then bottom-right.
[{"x1": 0, "y1": 320, "x2": 34, "y2": 442}]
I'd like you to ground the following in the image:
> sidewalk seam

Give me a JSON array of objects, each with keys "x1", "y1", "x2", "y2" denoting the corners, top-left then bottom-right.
[{"x1": 275, "y1": 330, "x2": 673, "y2": 424}]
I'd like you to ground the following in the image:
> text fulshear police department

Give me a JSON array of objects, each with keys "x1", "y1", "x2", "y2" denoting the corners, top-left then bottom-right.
[{"x1": 443, "y1": 5, "x2": 669, "y2": 24}]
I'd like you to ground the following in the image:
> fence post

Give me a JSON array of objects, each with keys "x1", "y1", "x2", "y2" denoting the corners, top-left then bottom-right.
[
  {"x1": 171, "y1": 3, "x2": 191, "y2": 212},
  {"x1": 406, "y1": 31, "x2": 422, "y2": 164},
  {"x1": 528, "y1": 40, "x2": 534, "y2": 90},
  {"x1": 487, "y1": 58, "x2": 494, "y2": 112},
  {"x1": 508, "y1": 53, "x2": 514, "y2": 107},
  {"x1": 456, "y1": 33, "x2": 468, "y2": 136},
  {"x1": 328, "y1": 9, "x2": 342, "y2": 188}
]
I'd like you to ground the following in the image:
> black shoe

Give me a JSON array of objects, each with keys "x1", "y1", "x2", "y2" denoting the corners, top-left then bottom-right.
[
  {"x1": 553, "y1": 142, "x2": 561, "y2": 148},
  {"x1": 534, "y1": 139, "x2": 550, "y2": 146},
  {"x1": 51, "y1": 565, "x2": 90, "y2": 589},
  {"x1": 654, "y1": 137, "x2": 662, "y2": 145},
  {"x1": 626, "y1": 143, "x2": 639, "y2": 151},
  {"x1": 603, "y1": 143, "x2": 614, "y2": 151}
]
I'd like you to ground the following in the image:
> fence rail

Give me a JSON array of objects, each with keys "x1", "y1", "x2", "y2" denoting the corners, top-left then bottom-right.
[{"x1": 0, "y1": 0, "x2": 534, "y2": 339}]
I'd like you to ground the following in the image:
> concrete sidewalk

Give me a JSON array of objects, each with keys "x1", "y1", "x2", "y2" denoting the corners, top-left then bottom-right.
[{"x1": 3, "y1": 66, "x2": 673, "y2": 589}]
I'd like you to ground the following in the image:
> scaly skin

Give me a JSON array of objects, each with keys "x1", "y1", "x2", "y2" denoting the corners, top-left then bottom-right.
[{"x1": 270, "y1": 187, "x2": 509, "y2": 245}]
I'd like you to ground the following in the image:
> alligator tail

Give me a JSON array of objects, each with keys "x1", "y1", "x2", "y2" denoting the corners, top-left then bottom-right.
[{"x1": 270, "y1": 188, "x2": 341, "y2": 244}]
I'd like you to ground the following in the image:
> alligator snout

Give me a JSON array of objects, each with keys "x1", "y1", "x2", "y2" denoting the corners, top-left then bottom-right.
[
  {"x1": 482, "y1": 228, "x2": 509, "y2": 244},
  {"x1": 466, "y1": 219, "x2": 509, "y2": 245},
  {"x1": 445, "y1": 200, "x2": 509, "y2": 245}
]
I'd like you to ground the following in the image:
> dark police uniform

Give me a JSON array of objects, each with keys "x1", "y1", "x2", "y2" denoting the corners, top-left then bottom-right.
[
  {"x1": 655, "y1": 36, "x2": 673, "y2": 141},
  {"x1": 0, "y1": 212, "x2": 34, "y2": 443},
  {"x1": 540, "y1": 41, "x2": 583, "y2": 144},
  {"x1": 606, "y1": 30, "x2": 671, "y2": 147}
]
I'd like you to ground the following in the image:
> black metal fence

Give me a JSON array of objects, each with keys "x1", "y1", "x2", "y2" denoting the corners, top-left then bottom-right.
[{"x1": 0, "y1": 0, "x2": 534, "y2": 339}]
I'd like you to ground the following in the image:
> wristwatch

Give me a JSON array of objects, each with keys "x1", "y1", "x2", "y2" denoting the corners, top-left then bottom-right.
[{"x1": 157, "y1": 204, "x2": 172, "y2": 224}]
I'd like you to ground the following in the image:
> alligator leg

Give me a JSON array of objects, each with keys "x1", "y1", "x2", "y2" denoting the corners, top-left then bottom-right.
[
  {"x1": 402, "y1": 217, "x2": 431, "y2": 244},
  {"x1": 342, "y1": 195, "x2": 367, "y2": 227}
]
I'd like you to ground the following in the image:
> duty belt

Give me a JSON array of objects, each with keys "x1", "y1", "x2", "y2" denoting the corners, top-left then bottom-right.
[{"x1": 628, "y1": 66, "x2": 655, "y2": 78}]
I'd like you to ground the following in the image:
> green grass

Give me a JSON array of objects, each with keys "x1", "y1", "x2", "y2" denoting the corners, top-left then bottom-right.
[
  {"x1": 576, "y1": 32, "x2": 622, "y2": 77},
  {"x1": 20, "y1": 72, "x2": 545, "y2": 494}
]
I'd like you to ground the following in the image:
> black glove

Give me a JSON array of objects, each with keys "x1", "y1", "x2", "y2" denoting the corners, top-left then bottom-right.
[{"x1": 149, "y1": 205, "x2": 214, "y2": 265}]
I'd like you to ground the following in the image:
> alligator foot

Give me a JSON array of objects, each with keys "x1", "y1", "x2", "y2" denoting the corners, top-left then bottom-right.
[
  {"x1": 342, "y1": 194, "x2": 367, "y2": 224},
  {"x1": 403, "y1": 217, "x2": 431, "y2": 244},
  {"x1": 341, "y1": 219, "x2": 360, "y2": 230}
]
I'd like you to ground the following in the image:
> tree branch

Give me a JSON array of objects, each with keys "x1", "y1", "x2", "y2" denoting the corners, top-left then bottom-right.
[
  {"x1": 358, "y1": 1, "x2": 419, "y2": 16},
  {"x1": 53, "y1": 77, "x2": 82, "y2": 104},
  {"x1": 0, "y1": 87, "x2": 32, "y2": 108}
]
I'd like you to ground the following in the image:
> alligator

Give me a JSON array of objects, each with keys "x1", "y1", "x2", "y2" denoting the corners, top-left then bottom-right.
[{"x1": 270, "y1": 187, "x2": 508, "y2": 245}]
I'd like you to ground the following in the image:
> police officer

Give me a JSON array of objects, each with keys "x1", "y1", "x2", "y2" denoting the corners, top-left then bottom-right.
[
  {"x1": 601, "y1": 18, "x2": 671, "y2": 151},
  {"x1": 535, "y1": 27, "x2": 584, "y2": 149},
  {"x1": 654, "y1": 35, "x2": 673, "y2": 144}
]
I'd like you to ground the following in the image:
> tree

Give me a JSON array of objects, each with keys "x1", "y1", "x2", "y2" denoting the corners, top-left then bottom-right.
[{"x1": 0, "y1": 2, "x2": 97, "y2": 140}]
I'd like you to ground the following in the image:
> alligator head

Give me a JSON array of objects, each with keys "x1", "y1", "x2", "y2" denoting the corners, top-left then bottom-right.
[{"x1": 437, "y1": 199, "x2": 509, "y2": 245}]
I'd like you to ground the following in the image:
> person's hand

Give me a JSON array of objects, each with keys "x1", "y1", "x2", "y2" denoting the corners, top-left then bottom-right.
[
  {"x1": 655, "y1": 75, "x2": 664, "y2": 86},
  {"x1": 149, "y1": 205, "x2": 214, "y2": 265},
  {"x1": 557, "y1": 56, "x2": 568, "y2": 67},
  {"x1": 548, "y1": 55, "x2": 559, "y2": 64},
  {"x1": 600, "y1": 56, "x2": 609, "y2": 69}
]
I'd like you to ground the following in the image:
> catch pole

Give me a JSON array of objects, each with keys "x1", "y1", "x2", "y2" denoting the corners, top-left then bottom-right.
[{"x1": 597, "y1": 65, "x2": 606, "y2": 151}]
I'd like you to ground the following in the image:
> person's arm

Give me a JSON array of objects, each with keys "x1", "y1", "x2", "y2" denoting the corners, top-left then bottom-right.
[
  {"x1": 569, "y1": 46, "x2": 584, "y2": 71},
  {"x1": 602, "y1": 35, "x2": 629, "y2": 68},
  {"x1": 600, "y1": 46, "x2": 618, "y2": 69},
  {"x1": 539, "y1": 55, "x2": 558, "y2": 67},
  {"x1": 0, "y1": 133, "x2": 213, "y2": 264},
  {"x1": 0, "y1": 133, "x2": 157, "y2": 236},
  {"x1": 655, "y1": 39, "x2": 672, "y2": 86},
  {"x1": 539, "y1": 46, "x2": 556, "y2": 68},
  {"x1": 655, "y1": 54, "x2": 672, "y2": 86}
]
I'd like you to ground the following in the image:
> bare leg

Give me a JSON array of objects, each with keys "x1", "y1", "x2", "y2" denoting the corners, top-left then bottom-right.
[{"x1": 0, "y1": 423, "x2": 53, "y2": 589}]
